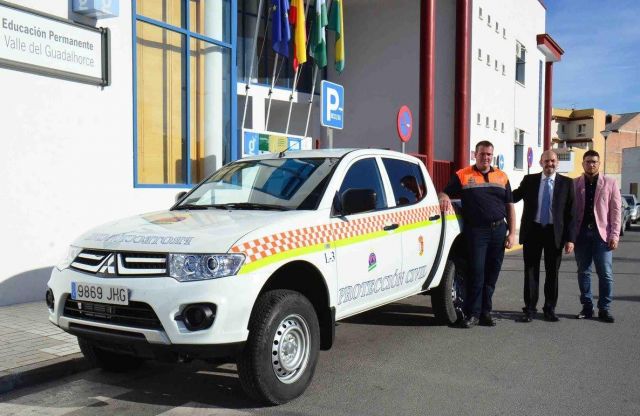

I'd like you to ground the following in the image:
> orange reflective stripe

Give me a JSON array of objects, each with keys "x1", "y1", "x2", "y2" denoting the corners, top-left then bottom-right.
[
  {"x1": 230, "y1": 204, "x2": 448, "y2": 265},
  {"x1": 457, "y1": 166, "x2": 508, "y2": 187}
]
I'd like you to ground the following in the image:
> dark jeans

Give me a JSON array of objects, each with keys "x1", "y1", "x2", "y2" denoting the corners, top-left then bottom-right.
[
  {"x1": 522, "y1": 223, "x2": 562, "y2": 313},
  {"x1": 464, "y1": 222, "x2": 507, "y2": 318},
  {"x1": 574, "y1": 226, "x2": 614, "y2": 311}
]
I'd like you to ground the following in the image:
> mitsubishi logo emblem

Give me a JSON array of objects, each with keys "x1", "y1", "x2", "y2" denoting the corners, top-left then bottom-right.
[{"x1": 97, "y1": 253, "x2": 116, "y2": 275}]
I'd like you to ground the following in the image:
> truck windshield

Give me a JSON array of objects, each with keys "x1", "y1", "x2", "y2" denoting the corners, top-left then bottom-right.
[{"x1": 175, "y1": 157, "x2": 339, "y2": 211}]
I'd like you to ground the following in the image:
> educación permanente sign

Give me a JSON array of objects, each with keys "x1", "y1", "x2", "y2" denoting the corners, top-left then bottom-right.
[{"x1": 0, "y1": 1, "x2": 109, "y2": 85}]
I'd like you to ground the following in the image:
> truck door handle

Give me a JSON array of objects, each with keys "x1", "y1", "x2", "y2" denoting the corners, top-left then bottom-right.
[
  {"x1": 383, "y1": 223, "x2": 399, "y2": 231},
  {"x1": 428, "y1": 215, "x2": 441, "y2": 221}
]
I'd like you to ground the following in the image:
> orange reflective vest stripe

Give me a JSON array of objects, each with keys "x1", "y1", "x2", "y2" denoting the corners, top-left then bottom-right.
[{"x1": 456, "y1": 166, "x2": 509, "y2": 190}]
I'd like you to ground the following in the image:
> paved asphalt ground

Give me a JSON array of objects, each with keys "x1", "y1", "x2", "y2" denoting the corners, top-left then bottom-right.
[{"x1": 1, "y1": 227, "x2": 639, "y2": 415}]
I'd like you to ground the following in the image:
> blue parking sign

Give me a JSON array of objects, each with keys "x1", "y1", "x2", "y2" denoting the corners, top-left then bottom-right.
[{"x1": 321, "y1": 81, "x2": 344, "y2": 130}]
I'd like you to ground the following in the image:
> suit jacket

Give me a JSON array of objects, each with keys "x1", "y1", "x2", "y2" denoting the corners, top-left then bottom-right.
[
  {"x1": 574, "y1": 174, "x2": 621, "y2": 242},
  {"x1": 512, "y1": 173, "x2": 576, "y2": 248}
]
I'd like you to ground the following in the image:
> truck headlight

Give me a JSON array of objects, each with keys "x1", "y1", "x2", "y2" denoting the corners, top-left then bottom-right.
[
  {"x1": 56, "y1": 246, "x2": 82, "y2": 271},
  {"x1": 169, "y1": 254, "x2": 245, "y2": 282}
]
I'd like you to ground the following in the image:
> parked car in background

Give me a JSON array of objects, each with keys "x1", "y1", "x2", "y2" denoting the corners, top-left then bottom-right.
[
  {"x1": 621, "y1": 194, "x2": 639, "y2": 223},
  {"x1": 621, "y1": 198, "x2": 632, "y2": 236}
]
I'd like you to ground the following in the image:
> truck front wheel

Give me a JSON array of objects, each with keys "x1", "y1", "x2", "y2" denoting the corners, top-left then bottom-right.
[
  {"x1": 431, "y1": 259, "x2": 465, "y2": 325},
  {"x1": 237, "y1": 290, "x2": 320, "y2": 405}
]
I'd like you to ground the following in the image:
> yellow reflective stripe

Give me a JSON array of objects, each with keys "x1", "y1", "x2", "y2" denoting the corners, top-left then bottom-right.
[{"x1": 236, "y1": 215, "x2": 464, "y2": 275}]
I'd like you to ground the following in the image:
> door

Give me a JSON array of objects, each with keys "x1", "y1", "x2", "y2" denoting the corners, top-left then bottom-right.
[
  {"x1": 332, "y1": 157, "x2": 403, "y2": 318},
  {"x1": 380, "y1": 157, "x2": 442, "y2": 294}
]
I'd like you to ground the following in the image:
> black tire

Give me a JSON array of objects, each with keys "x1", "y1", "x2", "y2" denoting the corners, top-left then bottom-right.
[
  {"x1": 625, "y1": 219, "x2": 631, "y2": 230},
  {"x1": 431, "y1": 259, "x2": 464, "y2": 325},
  {"x1": 237, "y1": 290, "x2": 320, "y2": 405},
  {"x1": 620, "y1": 225, "x2": 624, "y2": 236},
  {"x1": 78, "y1": 338, "x2": 143, "y2": 372}
]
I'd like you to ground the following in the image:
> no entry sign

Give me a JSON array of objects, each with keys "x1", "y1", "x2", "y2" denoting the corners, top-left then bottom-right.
[{"x1": 397, "y1": 105, "x2": 413, "y2": 143}]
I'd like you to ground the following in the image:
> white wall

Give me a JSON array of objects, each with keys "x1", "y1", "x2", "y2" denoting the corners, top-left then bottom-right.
[
  {"x1": 0, "y1": 1, "x2": 180, "y2": 305},
  {"x1": 470, "y1": 0, "x2": 547, "y2": 228}
]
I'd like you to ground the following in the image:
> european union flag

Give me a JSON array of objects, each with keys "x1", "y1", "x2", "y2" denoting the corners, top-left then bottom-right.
[{"x1": 271, "y1": 0, "x2": 291, "y2": 58}]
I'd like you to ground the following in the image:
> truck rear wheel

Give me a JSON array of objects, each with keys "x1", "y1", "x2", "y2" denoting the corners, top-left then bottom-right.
[
  {"x1": 78, "y1": 338, "x2": 143, "y2": 372},
  {"x1": 237, "y1": 290, "x2": 320, "y2": 405},
  {"x1": 431, "y1": 259, "x2": 464, "y2": 325}
]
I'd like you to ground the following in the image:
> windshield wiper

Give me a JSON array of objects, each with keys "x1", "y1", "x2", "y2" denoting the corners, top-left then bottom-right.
[
  {"x1": 216, "y1": 203, "x2": 291, "y2": 211},
  {"x1": 172, "y1": 204, "x2": 210, "y2": 210}
]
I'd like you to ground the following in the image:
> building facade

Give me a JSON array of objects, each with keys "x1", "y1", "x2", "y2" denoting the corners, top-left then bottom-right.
[{"x1": 0, "y1": 0, "x2": 557, "y2": 305}]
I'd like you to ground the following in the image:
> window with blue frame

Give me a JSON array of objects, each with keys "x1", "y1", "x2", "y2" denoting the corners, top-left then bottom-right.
[
  {"x1": 237, "y1": 0, "x2": 314, "y2": 93},
  {"x1": 134, "y1": 0, "x2": 235, "y2": 186}
]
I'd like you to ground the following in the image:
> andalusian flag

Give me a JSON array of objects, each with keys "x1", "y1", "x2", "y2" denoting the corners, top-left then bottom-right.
[
  {"x1": 309, "y1": 0, "x2": 327, "y2": 68},
  {"x1": 289, "y1": 0, "x2": 307, "y2": 71},
  {"x1": 271, "y1": 0, "x2": 291, "y2": 58},
  {"x1": 327, "y1": 0, "x2": 344, "y2": 73}
]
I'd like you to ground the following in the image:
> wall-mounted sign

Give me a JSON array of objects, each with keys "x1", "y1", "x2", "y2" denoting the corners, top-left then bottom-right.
[
  {"x1": 321, "y1": 80, "x2": 344, "y2": 130},
  {"x1": 0, "y1": 1, "x2": 110, "y2": 85},
  {"x1": 242, "y1": 129, "x2": 312, "y2": 157},
  {"x1": 527, "y1": 147, "x2": 534, "y2": 168},
  {"x1": 73, "y1": 0, "x2": 119, "y2": 19},
  {"x1": 497, "y1": 154, "x2": 505, "y2": 170},
  {"x1": 397, "y1": 105, "x2": 413, "y2": 143}
]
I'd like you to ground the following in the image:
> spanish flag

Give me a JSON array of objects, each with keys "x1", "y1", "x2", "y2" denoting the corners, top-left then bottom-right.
[
  {"x1": 289, "y1": 0, "x2": 307, "y2": 71},
  {"x1": 327, "y1": 0, "x2": 344, "y2": 73}
]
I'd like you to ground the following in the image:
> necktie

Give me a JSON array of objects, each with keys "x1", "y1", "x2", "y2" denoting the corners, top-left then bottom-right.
[{"x1": 540, "y1": 177, "x2": 552, "y2": 226}]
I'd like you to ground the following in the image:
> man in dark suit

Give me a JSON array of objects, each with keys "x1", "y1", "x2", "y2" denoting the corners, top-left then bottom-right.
[{"x1": 512, "y1": 150, "x2": 576, "y2": 322}]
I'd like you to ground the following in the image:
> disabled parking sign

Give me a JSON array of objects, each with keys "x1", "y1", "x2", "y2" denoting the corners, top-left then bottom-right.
[{"x1": 321, "y1": 81, "x2": 344, "y2": 130}]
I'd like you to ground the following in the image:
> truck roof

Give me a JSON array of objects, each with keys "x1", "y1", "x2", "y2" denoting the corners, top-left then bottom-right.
[{"x1": 242, "y1": 148, "x2": 421, "y2": 161}]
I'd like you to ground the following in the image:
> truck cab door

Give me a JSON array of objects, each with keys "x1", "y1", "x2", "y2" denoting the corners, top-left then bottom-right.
[
  {"x1": 379, "y1": 157, "x2": 442, "y2": 294},
  {"x1": 331, "y1": 157, "x2": 403, "y2": 318}
]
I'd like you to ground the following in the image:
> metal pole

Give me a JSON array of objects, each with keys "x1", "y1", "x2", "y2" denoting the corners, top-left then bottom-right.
[
  {"x1": 241, "y1": 0, "x2": 265, "y2": 130},
  {"x1": 286, "y1": 0, "x2": 312, "y2": 135},
  {"x1": 265, "y1": 54, "x2": 280, "y2": 131},
  {"x1": 304, "y1": 65, "x2": 319, "y2": 138},
  {"x1": 604, "y1": 137, "x2": 607, "y2": 175}
]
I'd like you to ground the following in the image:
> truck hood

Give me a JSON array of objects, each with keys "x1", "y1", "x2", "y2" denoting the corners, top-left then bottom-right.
[{"x1": 73, "y1": 209, "x2": 305, "y2": 253}]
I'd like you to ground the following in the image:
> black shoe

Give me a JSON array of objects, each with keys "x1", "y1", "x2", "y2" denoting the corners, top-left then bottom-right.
[
  {"x1": 479, "y1": 314, "x2": 497, "y2": 327},
  {"x1": 460, "y1": 316, "x2": 479, "y2": 328},
  {"x1": 576, "y1": 307, "x2": 594, "y2": 319},
  {"x1": 543, "y1": 310, "x2": 560, "y2": 322},
  {"x1": 598, "y1": 310, "x2": 615, "y2": 323},
  {"x1": 518, "y1": 312, "x2": 533, "y2": 323}
]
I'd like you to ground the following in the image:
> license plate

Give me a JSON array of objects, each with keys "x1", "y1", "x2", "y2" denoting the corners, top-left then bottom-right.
[{"x1": 71, "y1": 282, "x2": 129, "y2": 305}]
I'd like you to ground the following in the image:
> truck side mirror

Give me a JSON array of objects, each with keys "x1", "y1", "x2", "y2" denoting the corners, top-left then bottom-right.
[
  {"x1": 340, "y1": 188, "x2": 377, "y2": 216},
  {"x1": 175, "y1": 191, "x2": 188, "y2": 203}
]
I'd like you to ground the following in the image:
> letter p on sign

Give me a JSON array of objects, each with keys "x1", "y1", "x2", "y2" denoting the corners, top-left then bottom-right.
[{"x1": 321, "y1": 81, "x2": 344, "y2": 130}]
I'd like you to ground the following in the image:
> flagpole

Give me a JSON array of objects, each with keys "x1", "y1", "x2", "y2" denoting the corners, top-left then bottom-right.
[
  {"x1": 285, "y1": 68, "x2": 301, "y2": 135},
  {"x1": 264, "y1": 54, "x2": 280, "y2": 131},
  {"x1": 304, "y1": 0, "x2": 332, "y2": 140},
  {"x1": 285, "y1": 0, "x2": 312, "y2": 135},
  {"x1": 304, "y1": 65, "x2": 319, "y2": 138},
  {"x1": 241, "y1": 0, "x2": 265, "y2": 131}
]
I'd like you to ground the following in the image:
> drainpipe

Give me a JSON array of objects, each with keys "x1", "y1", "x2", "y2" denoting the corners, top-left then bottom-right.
[
  {"x1": 419, "y1": 0, "x2": 436, "y2": 174},
  {"x1": 544, "y1": 62, "x2": 554, "y2": 150},
  {"x1": 454, "y1": 0, "x2": 472, "y2": 171}
]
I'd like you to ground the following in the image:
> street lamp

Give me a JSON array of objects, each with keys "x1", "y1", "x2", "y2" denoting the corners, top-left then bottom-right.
[{"x1": 601, "y1": 130, "x2": 611, "y2": 175}]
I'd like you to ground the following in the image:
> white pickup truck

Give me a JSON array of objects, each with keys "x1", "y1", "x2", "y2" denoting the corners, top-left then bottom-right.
[{"x1": 47, "y1": 148, "x2": 466, "y2": 404}]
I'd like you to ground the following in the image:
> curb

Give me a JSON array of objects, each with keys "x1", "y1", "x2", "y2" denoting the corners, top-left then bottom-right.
[{"x1": 0, "y1": 353, "x2": 93, "y2": 395}]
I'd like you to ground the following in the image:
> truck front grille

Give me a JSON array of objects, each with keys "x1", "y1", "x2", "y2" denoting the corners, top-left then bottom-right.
[
  {"x1": 70, "y1": 249, "x2": 167, "y2": 277},
  {"x1": 63, "y1": 296, "x2": 163, "y2": 330}
]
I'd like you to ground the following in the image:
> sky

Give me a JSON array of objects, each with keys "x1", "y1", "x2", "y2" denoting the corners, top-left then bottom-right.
[{"x1": 545, "y1": 0, "x2": 640, "y2": 114}]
